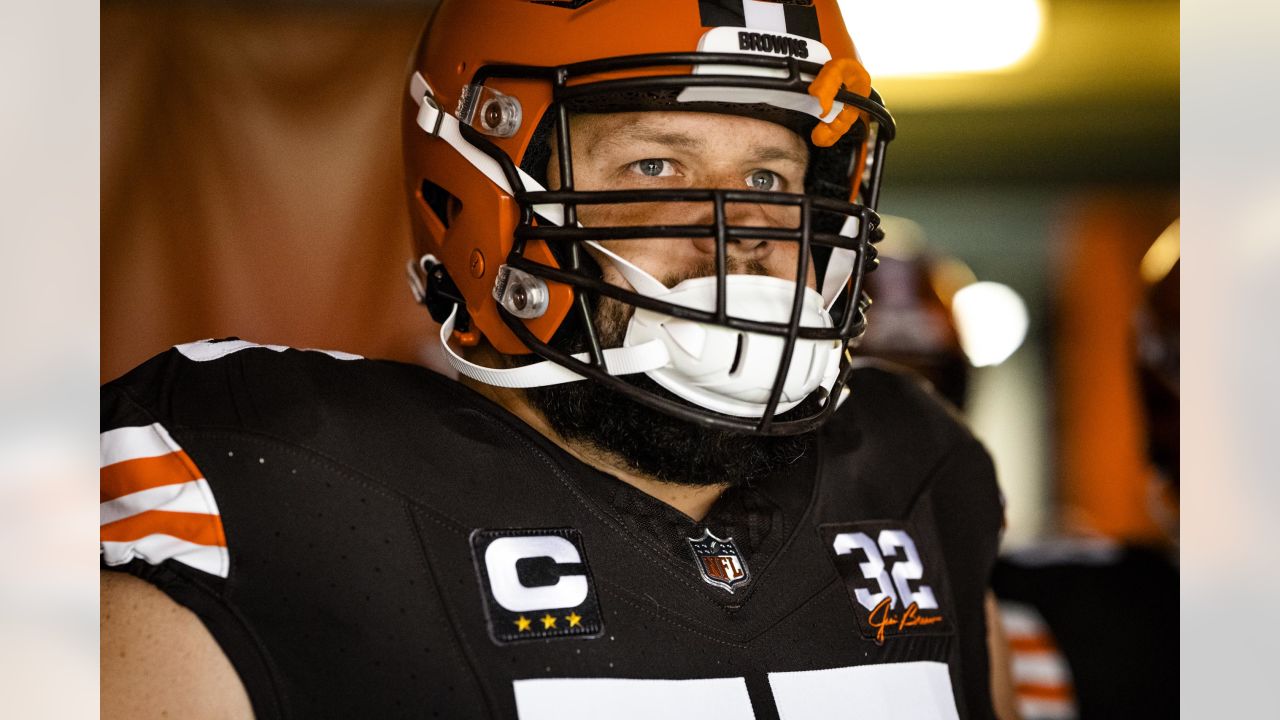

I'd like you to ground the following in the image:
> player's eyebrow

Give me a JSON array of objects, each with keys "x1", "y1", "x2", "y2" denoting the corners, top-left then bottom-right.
[
  {"x1": 596, "y1": 125, "x2": 704, "y2": 152},
  {"x1": 750, "y1": 145, "x2": 808, "y2": 165},
  {"x1": 593, "y1": 124, "x2": 807, "y2": 165}
]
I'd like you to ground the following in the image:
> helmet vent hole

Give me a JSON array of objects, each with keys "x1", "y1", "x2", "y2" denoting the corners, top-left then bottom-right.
[
  {"x1": 419, "y1": 179, "x2": 460, "y2": 229},
  {"x1": 728, "y1": 334, "x2": 746, "y2": 376}
]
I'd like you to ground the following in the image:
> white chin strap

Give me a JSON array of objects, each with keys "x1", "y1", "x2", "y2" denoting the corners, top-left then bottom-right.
[
  {"x1": 439, "y1": 259, "x2": 842, "y2": 417},
  {"x1": 438, "y1": 305, "x2": 672, "y2": 389},
  {"x1": 412, "y1": 71, "x2": 856, "y2": 416}
]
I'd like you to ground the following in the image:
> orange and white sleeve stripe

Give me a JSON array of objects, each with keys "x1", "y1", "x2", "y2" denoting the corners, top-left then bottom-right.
[
  {"x1": 100, "y1": 423, "x2": 229, "y2": 578},
  {"x1": 999, "y1": 600, "x2": 1079, "y2": 720}
]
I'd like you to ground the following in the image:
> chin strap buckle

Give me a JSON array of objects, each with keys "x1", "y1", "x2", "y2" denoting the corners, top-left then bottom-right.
[
  {"x1": 408, "y1": 254, "x2": 481, "y2": 345},
  {"x1": 410, "y1": 72, "x2": 445, "y2": 137},
  {"x1": 417, "y1": 96, "x2": 444, "y2": 137}
]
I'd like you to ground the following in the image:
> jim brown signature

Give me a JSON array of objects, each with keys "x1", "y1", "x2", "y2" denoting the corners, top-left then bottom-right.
[{"x1": 866, "y1": 597, "x2": 945, "y2": 644}]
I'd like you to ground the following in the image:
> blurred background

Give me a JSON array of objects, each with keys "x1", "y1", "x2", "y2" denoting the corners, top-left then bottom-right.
[{"x1": 5, "y1": 0, "x2": 1259, "y2": 716}]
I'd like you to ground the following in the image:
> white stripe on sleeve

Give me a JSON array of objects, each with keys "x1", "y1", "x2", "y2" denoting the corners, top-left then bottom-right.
[
  {"x1": 999, "y1": 600, "x2": 1050, "y2": 637},
  {"x1": 100, "y1": 479, "x2": 220, "y2": 526},
  {"x1": 1011, "y1": 652, "x2": 1074, "y2": 686},
  {"x1": 101, "y1": 423, "x2": 183, "y2": 468},
  {"x1": 101, "y1": 536, "x2": 230, "y2": 578},
  {"x1": 1018, "y1": 698, "x2": 1078, "y2": 720}
]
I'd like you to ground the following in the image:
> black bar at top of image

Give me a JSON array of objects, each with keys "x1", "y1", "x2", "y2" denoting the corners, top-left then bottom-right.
[
  {"x1": 699, "y1": 1, "x2": 821, "y2": 41},
  {"x1": 699, "y1": 0, "x2": 747, "y2": 28},
  {"x1": 783, "y1": 3, "x2": 821, "y2": 40}
]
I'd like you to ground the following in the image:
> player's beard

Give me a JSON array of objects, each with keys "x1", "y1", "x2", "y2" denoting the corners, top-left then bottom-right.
[{"x1": 523, "y1": 260, "x2": 818, "y2": 489}]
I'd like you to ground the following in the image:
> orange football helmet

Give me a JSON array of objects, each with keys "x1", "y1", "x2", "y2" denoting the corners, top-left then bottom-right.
[{"x1": 402, "y1": 0, "x2": 894, "y2": 434}]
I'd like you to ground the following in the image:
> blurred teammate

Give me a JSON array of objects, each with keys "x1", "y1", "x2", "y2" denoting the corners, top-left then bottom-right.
[
  {"x1": 854, "y1": 219, "x2": 972, "y2": 409},
  {"x1": 991, "y1": 251, "x2": 1179, "y2": 720}
]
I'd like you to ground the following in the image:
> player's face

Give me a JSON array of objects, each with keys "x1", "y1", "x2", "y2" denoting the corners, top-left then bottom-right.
[
  {"x1": 531, "y1": 112, "x2": 821, "y2": 486},
  {"x1": 548, "y1": 111, "x2": 815, "y2": 292}
]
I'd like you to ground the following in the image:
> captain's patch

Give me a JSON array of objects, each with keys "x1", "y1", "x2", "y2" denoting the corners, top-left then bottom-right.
[
  {"x1": 471, "y1": 528, "x2": 604, "y2": 644},
  {"x1": 821, "y1": 521, "x2": 954, "y2": 644}
]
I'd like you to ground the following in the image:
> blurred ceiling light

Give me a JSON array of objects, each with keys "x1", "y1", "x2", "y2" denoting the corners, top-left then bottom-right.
[
  {"x1": 839, "y1": 0, "x2": 1046, "y2": 77},
  {"x1": 951, "y1": 281, "x2": 1029, "y2": 367},
  {"x1": 1140, "y1": 218, "x2": 1180, "y2": 285}
]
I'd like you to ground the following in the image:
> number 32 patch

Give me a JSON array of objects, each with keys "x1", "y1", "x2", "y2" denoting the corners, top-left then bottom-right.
[{"x1": 821, "y1": 521, "x2": 954, "y2": 644}]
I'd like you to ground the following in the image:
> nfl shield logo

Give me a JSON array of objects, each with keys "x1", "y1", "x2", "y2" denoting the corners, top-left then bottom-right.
[{"x1": 687, "y1": 529, "x2": 751, "y2": 593}]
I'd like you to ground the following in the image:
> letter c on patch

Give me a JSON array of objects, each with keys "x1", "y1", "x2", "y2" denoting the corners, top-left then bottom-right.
[{"x1": 484, "y1": 535, "x2": 589, "y2": 612}]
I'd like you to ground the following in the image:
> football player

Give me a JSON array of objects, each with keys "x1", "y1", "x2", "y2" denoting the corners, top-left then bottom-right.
[{"x1": 102, "y1": 2, "x2": 1008, "y2": 718}]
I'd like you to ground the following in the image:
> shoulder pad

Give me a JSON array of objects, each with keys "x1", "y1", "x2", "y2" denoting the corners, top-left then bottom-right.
[{"x1": 174, "y1": 338, "x2": 362, "y2": 363}]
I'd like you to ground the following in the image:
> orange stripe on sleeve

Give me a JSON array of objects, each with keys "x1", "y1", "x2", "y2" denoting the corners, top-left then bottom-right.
[
  {"x1": 100, "y1": 510, "x2": 227, "y2": 548},
  {"x1": 1008, "y1": 635, "x2": 1059, "y2": 654},
  {"x1": 1015, "y1": 682, "x2": 1075, "y2": 702},
  {"x1": 100, "y1": 450, "x2": 204, "y2": 503}
]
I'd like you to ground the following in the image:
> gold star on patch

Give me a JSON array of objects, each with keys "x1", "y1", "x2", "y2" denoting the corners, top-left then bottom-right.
[
  {"x1": 515, "y1": 615, "x2": 532, "y2": 632},
  {"x1": 541, "y1": 613, "x2": 557, "y2": 629},
  {"x1": 565, "y1": 612, "x2": 582, "y2": 628}
]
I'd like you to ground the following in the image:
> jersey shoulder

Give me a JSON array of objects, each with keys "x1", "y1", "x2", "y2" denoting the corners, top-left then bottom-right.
[
  {"x1": 102, "y1": 341, "x2": 391, "y2": 568},
  {"x1": 102, "y1": 338, "x2": 499, "y2": 446},
  {"x1": 833, "y1": 358, "x2": 982, "y2": 462},
  {"x1": 101, "y1": 340, "x2": 487, "y2": 720},
  {"x1": 818, "y1": 359, "x2": 1000, "y2": 525},
  {"x1": 101, "y1": 336, "x2": 553, "y2": 503},
  {"x1": 105, "y1": 339, "x2": 382, "y2": 436}
]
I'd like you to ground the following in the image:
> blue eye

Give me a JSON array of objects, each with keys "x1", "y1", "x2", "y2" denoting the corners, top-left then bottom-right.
[
  {"x1": 747, "y1": 170, "x2": 780, "y2": 191},
  {"x1": 631, "y1": 159, "x2": 673, "y2": 177}
]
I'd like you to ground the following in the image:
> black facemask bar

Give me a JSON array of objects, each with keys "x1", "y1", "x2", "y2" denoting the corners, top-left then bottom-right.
[{"x1": 452, "y1": 52, "x2": 895, "y2": 435}]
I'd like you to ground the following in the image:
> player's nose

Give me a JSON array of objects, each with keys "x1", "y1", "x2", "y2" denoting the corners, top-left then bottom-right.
[{"x1": 687, "y1": 179, "x2": 793, "y2": 261}]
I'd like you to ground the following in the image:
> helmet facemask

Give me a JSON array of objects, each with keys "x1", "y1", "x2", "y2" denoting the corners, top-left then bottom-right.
[{"x1": 410, "y1": 48, "x2": 894, "y2": 437}]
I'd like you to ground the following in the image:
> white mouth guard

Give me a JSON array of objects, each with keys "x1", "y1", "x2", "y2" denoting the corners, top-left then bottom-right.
[{"x1": 623, "y1": 273, "x2": 842, "y2": 417}]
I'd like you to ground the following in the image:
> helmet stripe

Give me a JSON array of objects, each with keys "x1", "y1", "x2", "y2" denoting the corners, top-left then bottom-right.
[{"x1": 699, "y1": 1, "x2": 821, "y2": 41}]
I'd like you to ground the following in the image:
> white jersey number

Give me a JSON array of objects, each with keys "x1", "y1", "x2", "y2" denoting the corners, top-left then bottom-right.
[
  {"x1": 513, "y1": 662, "x2": 959, "y2": 720},
  {"x1": 832, "y1": 529, "x2": 938, "y2": 611}
]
